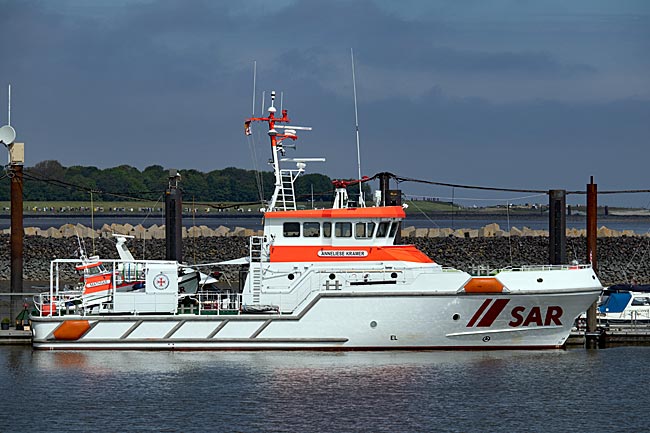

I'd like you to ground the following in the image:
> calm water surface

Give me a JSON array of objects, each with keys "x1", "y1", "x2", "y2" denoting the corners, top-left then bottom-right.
[{"x1": 1, "y1": 346, "x2": 649, "y2": 432}]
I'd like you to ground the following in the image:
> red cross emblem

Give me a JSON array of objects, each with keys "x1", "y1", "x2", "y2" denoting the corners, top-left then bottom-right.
[{"x1": 154, "y1": 273, "x2": 170, "y2": 290}]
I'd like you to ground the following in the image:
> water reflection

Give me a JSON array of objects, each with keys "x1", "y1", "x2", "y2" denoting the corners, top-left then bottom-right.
[{"x1": 1, "y1": 347, "x2": 649, "y2": 432}]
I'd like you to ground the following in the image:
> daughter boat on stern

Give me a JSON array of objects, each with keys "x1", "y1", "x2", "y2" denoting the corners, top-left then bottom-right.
[{"x1": 30, "y1": 93, "x2": 602, "y2": 350}]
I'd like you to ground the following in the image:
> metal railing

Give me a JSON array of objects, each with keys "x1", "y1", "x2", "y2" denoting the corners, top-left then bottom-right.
[
  {"x1": 32, "y1": 290, "x2": 244, "y2": 317},
  {"x1": 470, "y1": 263, "x2": 592, "y2": 276}
]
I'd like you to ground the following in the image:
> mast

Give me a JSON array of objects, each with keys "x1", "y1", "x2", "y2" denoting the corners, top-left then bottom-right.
[
  {"x1": 351, "y1": 49, "x2": 365, "y2": 207},
  {"x1": 245, "y1": 90, "x2": 303, "y2": 212}
]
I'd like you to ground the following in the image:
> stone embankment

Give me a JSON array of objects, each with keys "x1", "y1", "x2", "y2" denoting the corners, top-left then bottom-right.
[
  {"x1": 2, "y1": 223, "x2": 650, "y2": 286},
  {"x1": 0, "y1": 222, "x2": 641, "y2": 239}
]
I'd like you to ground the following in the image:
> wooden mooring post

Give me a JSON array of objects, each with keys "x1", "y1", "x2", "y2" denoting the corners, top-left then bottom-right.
[
  {"x1": 548, "y1": 189, "x2": 566, "y2": 265},
  {"x1": 7, "y1": 143, "x2": 25, "y2": 322},
  {"x1": 585, "y1": 176, "x2": 600, "y2": 348},
  {"x1": 165, "y1": 169, "x2": 183, "y2": 262}
]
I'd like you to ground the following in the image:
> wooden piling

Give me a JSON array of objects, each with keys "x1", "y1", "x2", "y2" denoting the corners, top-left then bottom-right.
[
  {"x1": 165, "y1": 169, "x2": 183, "y2": 262},
  {"x1": 586, "y1": 177, "x2": 599, "y2": 348},
  {"x1": 548, "y1": 189, "x2": 566, "y2": 264},
  {"x1": 10, "y1": 150, "x2": 24, "y2": 320}
]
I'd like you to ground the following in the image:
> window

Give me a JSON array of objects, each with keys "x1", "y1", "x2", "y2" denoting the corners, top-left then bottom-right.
[
  {"x1": 355, "y1": 222, "x2": 376, "y2": 239},
  {"x1": 323, "y1": 222, "x2": 331, "y2": 238},
  {"x1": 283, "y1": 222, "x2": 300, "y2": 237},
  {"x1": 335, "y1": 222, "x2": 352, "y2": 237},
  {"x1": 376, "y1": 221, "x2": 390, "y2": 238},
  {"x1": 303, "y1": 222, "x2": 320, "y2": 237},
  {"x1": 389, "y1": 221, "x2": 400, "y2": 237}
]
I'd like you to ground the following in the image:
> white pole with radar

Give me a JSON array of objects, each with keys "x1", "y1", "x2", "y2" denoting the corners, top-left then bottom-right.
[{"x1": 0, "y1": 84, "x2": 17, "y2": 164}]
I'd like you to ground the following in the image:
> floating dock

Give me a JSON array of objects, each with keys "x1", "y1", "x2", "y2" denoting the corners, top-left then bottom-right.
[
  {"x1": 568, "y1": 323, "x2": 650, "y2": 347},
  {"x1": 0, "y1": 329, "x2": 32, "y2": 345}
]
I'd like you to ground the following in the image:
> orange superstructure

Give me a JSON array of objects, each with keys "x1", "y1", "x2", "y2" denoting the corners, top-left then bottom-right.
[
  {"x1": 269, "y1": 245, "x2": 433, "y2": 263},
  {"x1": 265, "y1": 206, "x2": 406, "y2": 220}
]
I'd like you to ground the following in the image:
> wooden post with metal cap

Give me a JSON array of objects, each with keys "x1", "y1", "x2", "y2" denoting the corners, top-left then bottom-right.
[
  {"x1": 0, "y1": 84, "x2": 24, "y2": 322},
  {"x1": 165, "y1": 169, "x2": 183, "y2": 262},
  {"x1": 585, "y1": 176, "x2": 599, "y2": 348},
  {"x1": 548, "y1": 189, "x2": 567, "y2": 265}
]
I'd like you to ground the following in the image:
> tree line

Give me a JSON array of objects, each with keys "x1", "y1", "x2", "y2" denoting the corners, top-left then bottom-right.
[{"x1": 0, "y1": 160, "x2": 343, "y2": 203}]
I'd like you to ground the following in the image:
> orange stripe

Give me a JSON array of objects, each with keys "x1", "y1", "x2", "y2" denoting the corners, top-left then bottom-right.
[
  {"x1": 264, "y1": 206, "x2": 406, "y2": 219},
  {"x1": 75, "y1": 262, "x2": 103, "y2": 270},
  {"x1": 53, "y1": 320, "x2": 91, "y2": 340},
  {"x1": 83, "y1": 274, "x2": 113, "y2": 295},
  {"x1": 269, "y1": 245, "x2": 433, "y2": 263},
  {"x1": 463, "y1": 277, "x2": 504, "y2": 293}
]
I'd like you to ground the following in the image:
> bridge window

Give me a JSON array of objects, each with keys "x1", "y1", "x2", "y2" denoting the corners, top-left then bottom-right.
[
  {"x1": 283, "y1": 222, "x2": 300, "y2": 237},
  {"x1": 335, "y1": 222, "x2": 352, "y2": 237},
  {"x1": 323, "y1": 222, "x2": 331, "y2": 238},
  {"x1": 303, "y1": 222, "x2": 320, "y2": 237},
  {"x1": 389, "y1": 221, "x2": 400, "y2": 237},
  {"x1": 376, "y1": 221, "x2": 390, "y2": 238},
  {"x1": 355, "y1": 222, "x2": 376, "y2": 239}
]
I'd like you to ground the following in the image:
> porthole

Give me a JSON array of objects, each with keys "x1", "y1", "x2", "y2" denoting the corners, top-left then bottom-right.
[
  {"x1": 329, "y1": 273, "x2": 336, "y2": 280},
  {"x1": 370, "y1": 321, "x2": 377, "y2": 328},
  {"x1": 391, "y1": 272, "x2": 398, "y2": 279},
  {"x1": 452, "y1": 314, "x2": 460, "y2": 321},
  {"x1": 288, "y1": 274, "x2": 295, "y2": 280},
  {"x1": 537, "y1": 278, "x2": 543, "y2": 283}
]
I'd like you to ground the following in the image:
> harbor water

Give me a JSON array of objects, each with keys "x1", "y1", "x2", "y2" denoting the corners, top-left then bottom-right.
[{"x1": 1, "y1": 346, "x2": 649, "y2": 432}]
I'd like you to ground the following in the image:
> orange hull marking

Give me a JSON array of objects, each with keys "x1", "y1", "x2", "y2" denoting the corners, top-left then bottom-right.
[
  {"x1": 269, "y1": 245, "x2": 433, "y2": 263},
  {"x1": 264, "y1": 206, "x2": 406, "y2": 220},
  {"x1": 83, "y1": 274, "x2": 113, "y2": 295},
  {"x1": 53, "y1": 320, "x2": 91, "y2": 341},
  {"x1": 463, "y1": 277, "x2": 504, "y2": 293}
]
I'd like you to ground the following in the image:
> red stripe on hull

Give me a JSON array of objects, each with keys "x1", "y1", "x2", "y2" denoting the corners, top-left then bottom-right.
[{"x1": 477, "y1": 298, "x2": 511, "y2": 327}]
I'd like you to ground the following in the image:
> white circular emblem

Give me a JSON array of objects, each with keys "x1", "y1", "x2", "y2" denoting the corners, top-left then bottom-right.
[{"x1": 153, "y1": 273, "x2": 170, "y2": 290}]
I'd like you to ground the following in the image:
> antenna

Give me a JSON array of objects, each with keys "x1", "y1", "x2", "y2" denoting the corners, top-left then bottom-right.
[
  {"x1": 351, "y1": 48, "x2": 364, "y2": 207},
  {"x1": 261, "y1": 91, "x2": 265, "y2": 116},
  {"x1": 0, "y1": 84, "x2": 16, "y2": 147},
  {"x1": 251, "y1": 61, "x2": 257, "y2": 116},
  {"x1": 280, "y1": 91, "x2": 284, "y2": 112}
]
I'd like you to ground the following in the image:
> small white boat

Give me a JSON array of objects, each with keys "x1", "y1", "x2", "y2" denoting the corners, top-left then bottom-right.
[
  {"x1": 598, "y1": 284, "x2": 650, "y2": 323},
  {"x1": 30, "y1": 93, "x2": 602, "y2": 350}
]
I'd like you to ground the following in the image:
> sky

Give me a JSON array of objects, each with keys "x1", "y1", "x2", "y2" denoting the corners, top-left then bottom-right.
[{"x1": 0, "y1": 0, "x2": 649, "y2": 207}]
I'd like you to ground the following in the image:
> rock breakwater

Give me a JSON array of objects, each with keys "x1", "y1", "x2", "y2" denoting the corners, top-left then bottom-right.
[
  {"x1": 0, "y1": 222, "x2": 643, "y2": 238},
  {"x1": 1, "y1": 234, "x2": 648, "y2": 286}
]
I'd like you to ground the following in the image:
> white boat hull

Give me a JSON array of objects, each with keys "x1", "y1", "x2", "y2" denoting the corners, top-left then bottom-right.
[{"x1": 32, "y1": 288, "x2": 599, "y2": 350}]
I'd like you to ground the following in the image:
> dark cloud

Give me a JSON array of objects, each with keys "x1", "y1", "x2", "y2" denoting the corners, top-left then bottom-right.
[{"x1": 0, "y1": 0, "x2": 648, "y2": 206}]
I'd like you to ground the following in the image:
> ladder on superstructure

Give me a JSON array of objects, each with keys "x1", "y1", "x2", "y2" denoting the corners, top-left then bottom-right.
[
  {"x1": 277, "y1": 169, "x2": 299, "y2": 211},
  {"x1": 249, "y1": 236, "x2": 264, "y2": 303}
]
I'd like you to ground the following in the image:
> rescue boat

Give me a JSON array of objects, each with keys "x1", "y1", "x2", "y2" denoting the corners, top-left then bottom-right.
[{"x1": 30, "y1": 91, "x2": 602, "y2": 350}]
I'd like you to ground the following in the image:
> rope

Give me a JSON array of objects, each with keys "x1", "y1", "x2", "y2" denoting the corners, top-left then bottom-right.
[
  {"x1": 22, "y1": 171, "x2": 162, "y2": 201},
  {"x1": 387, "y1": 172, "x2": 650, "y2": 196},
  {"x1": 90, "y1": 191, "x2": 95, "y2": 255},
  {"x1": 136, "y1": 194, "x2": 164, "y2": 260},
  {"x1": 247, "y1": 131, "x2": 266, "y2": 204},
  {"x1": 506, "y1": 200, "x2": 513, "y2": 266},
  {"x1": 393, "y1": 173, "x2": 547, "y2": 194},
  {"x1": 192, "y1": 196, "x2": 197, "y2": 266}
]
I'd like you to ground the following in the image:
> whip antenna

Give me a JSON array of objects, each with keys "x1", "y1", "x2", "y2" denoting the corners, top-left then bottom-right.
[
  {"x1": 351, "y1": 49, "x2": 364, "y2": 206},
  {"x1": 251, "y1": 61, "x2": 257, "y2": 116}
]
